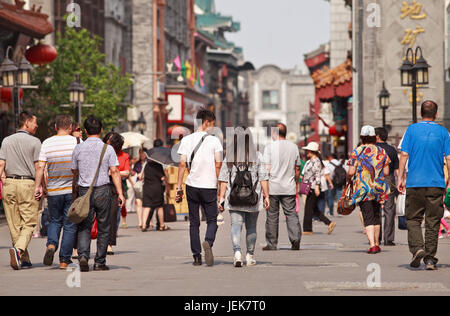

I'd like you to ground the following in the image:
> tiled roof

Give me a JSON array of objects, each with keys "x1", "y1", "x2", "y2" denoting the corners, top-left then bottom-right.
[
  {"x1": 312, "y1": 58, "x2": 352, "y2": 89},
  {"x1": 0, "y1": 0, "x2": 54, "y2": 38}
]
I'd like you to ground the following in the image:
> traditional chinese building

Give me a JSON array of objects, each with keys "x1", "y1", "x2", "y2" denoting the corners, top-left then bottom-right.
[
  {"x1": 353, "y1": 0, "x2": 446, "y2": 147},
  {"x1": 304, "y1": 0, "x2": 353, "y2": 156},
  {"x1": 0, "y1": 0, "x2": 54, "y2": 142}
]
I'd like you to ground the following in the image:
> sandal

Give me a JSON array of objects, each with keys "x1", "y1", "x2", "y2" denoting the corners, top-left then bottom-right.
[{"x1": 159, "y1": 225, "x2": 171, "y2": 231}]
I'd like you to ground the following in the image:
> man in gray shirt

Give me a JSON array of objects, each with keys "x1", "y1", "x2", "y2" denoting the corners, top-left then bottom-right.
[
  {"x1": 0, "y1": 111, "x2": 41, "y2": 270},
  {"x1": 71, "y1": 116, "x2": 124, "y2": 272},
  {"x1": 263, "y1": 123, "x2": 302, "y2": 251}
]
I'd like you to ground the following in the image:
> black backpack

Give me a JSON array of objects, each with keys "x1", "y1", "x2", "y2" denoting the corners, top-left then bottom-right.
[
  {"x1": 331, "y1": 161, "x2": 347, "y2": 189},
  {"x1": 228, "y1": 134, "x2": 259, "y2": 207}
]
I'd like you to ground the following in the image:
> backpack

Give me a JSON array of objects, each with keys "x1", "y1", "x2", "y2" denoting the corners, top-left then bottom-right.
[
  {"x1": 228, "y1": 134, "x2": 259, "y2": 207},
  {"x1": 331, "y1": 161, "x2": 347, "y2": 189}
]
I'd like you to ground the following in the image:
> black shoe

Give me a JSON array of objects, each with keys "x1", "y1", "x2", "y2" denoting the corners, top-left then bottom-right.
[
  {"x1": 93, "y1": 264, "x2": 110, "y2": 271},
  {"x1": 79, "y1": 257, "x2": 90, "y2": 272},
  {"x1": 21, "y1": 261, "x2": 33, "y2": 269},
  {"x1": 384, "y1": 241, "x2": 396, "y2": 246},
  {"x1": 291, "y1": 240, "x2": 300, "y2": 251},
  {"x1": 193, "y1": 255, "x2": 202, "y2": 266},
  {"x1": 410, "y1": 249, "x2": 425, "y2": 268},
  {"x1": 424, "y1": 259, "x2": 437, "y2": 271},
  {"x1": 202, "y1": 241, "x2": 214, "y2": 267},
  {"x1": 43, "y1": 245, "x2": 56, "y2": 266}
]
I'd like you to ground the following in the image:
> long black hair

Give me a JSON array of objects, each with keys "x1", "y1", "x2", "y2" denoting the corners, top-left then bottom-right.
[{"x1": 226, "y1": 126, "x2": 257, "y2": 169}]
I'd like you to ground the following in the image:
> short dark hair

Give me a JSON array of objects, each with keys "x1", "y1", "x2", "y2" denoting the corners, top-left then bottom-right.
[
  {"x1": 19, "y1": 111, "x2": 35, "y2": 128},
  {"x1": 361, "y1": 136, "x2": 377, "y2": 145},
  {"x1": 196, "y1": 108, "x2": 216, "y2": 124},
  {"x1": 55, "y1": 114, "x2": 73, "y2": 130},
  {"x1": 84, "y1": 115, "x2": 102, "y2": 135},
  {"x1": 154, "y1": 139, "x2": 163, "y2": 148},
  {"x1": 275, "y1": 123, "x2": 287, "y2": 138},
  {"x1": 103, "y1": 132, "x2": 124, "y2": 154},
  {"x1": 421, "y1": 100, "x2": 438, "y2": 119},
  {"x1": 375, "y1": 127, "x2": 388, "y2": 142}
]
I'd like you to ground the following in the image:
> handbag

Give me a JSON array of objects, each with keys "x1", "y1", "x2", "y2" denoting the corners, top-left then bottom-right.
[
  {"x1": 134, "y1": 161, "x2": 146, "y2": 198},
  {"x1": 299, "y1": 182, "x2": 312, "y2": 195},
  {"x1": 337, "y1": 179, "x2": 356, "y2": 215},
  {"x1": 397, "y1": 193, "x2": 407, "y2": 230},
  {"x1": 68, "y1": 143, "x2": 108, "y2": 224},
  {"x1": 91, "y1": 215, "x2": 98, "y2": 240}
]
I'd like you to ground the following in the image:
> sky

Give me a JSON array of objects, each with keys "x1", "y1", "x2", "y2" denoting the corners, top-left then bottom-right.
[{"x1": 214, "y1": 0, "x2": 331, "y2": 71}]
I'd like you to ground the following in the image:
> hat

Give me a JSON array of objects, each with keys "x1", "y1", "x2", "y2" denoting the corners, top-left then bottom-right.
[
  {"x1": 302, "y1": 142, "x2": 320, "y2": 152},
  {"x1": 360, "y1": 125, "x2": 376, "y2": 137}
]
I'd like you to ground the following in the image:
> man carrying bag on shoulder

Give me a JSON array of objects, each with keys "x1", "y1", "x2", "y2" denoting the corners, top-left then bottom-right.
[
  {"x1": 176, "y1": 109, "x2": 223, "y2": 267},
  {"x1": 70, "y1": 116, "x2": 124, "y2": 272}
]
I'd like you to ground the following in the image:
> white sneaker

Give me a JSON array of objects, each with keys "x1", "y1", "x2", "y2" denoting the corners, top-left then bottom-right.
[
  {"x1": 246, "y1": 253, "x2": 256, "y2": 266},
  {"x1": 234, "y1": 251, "x2": 243, "y2": 268}
]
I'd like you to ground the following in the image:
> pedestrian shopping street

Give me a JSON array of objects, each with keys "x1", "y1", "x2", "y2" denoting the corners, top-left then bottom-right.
[{"x1": 1, "y1": 211, "x2": 450, "y2": 296}]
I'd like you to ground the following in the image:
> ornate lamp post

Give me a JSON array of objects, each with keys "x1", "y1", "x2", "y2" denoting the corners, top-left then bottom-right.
[
  {"x1": 400, "y1": 46, "x2": 430, "y2": 123},
  {"x1": 378, "y1": 81, "x2": 390, "y2": 129},
  {"x1": 300, "y1": 116, "x2": 311, "y2": 146},
  {"x1": 0, "y1": 46, "x2": 35, "y2": 129},
  {"x1": 136, "y1": 112, "x2": 147, "y2": 135},
  {"x1": 68, "y1": 74, "x2": 86, "y2": 124}
]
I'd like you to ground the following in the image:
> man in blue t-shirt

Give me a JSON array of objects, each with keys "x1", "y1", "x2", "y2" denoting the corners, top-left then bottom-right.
[{"x1": 398, "y1": 100, "x2": 450, "y2": 270}]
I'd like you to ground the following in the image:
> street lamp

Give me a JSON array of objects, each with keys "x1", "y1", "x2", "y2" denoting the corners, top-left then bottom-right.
[
  {"x1": 378, "y1": 80, "x2": 390, "y2": 129},
  {"x1": 69, "y1": 74, "x2": 86, "y2": 124},
  {"x1": 300, "y1": 116, "x2": 311, "y2": 146},
  {"x1": 399, "y1": 46, "x2": 430, "y2": 123},
  {"x1": 0, "y1": 46, "x2": 36, "y2": 129},
  {"x1": 136, "y1": 112, "x2": 147, "y2": 135}
]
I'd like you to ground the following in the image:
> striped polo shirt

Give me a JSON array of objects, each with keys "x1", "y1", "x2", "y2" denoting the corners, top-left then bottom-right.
[{"x1": 39, "y1": 135, "x2": 79, "y2": 196}]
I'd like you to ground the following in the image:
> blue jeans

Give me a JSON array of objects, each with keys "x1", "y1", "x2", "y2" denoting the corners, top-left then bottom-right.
[
  {"x1": 230, "y1": 211, "x2": 259, "y2": 255},
  {"x1": 47, "y1": 194, "x2": 77, "y2": 263},
  {"x1": 329, "y1": 188, "x2": 343, "y2": 215}
]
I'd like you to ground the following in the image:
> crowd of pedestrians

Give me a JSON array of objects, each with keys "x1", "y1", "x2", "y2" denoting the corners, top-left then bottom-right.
[{"x1": 1, "y1": 100, "x2": 450, "y2": 272}]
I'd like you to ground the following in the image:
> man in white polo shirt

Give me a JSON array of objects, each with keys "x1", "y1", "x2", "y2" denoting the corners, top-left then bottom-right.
[{"x1": 176, "y1": 109, "x2": 223, "y2": 267}]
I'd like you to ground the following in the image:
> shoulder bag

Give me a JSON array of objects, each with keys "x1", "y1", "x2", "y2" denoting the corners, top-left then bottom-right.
[
  {"x1": 337, "y1": 178, "x2": 356, "y2": 215},
  {"x1": 187, "y1": 134, "x2": 210, "y2": 170},
  {"x1": 68, "y1": 143, "x2": 108, "y2": 224},
  {"x1": 134, "y1": 161, "x2": 147, "y2": 199}
]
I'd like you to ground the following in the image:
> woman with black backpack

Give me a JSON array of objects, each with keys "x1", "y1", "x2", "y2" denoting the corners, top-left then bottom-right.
[{"x1": 218, "y1": 127, "x2": 270, "y2": 268}]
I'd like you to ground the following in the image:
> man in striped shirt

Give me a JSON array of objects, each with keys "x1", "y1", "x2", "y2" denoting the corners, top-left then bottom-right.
[{"x1": 35, "y1": 115, "x2": 79, "y2": 269}]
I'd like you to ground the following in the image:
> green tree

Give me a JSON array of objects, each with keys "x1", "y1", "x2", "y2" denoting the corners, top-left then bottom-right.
[{"x1": 24, "y1": 28, "x2": 132, "y2": 140}]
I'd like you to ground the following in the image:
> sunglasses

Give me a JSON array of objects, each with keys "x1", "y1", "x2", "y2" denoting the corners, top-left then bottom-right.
[{"x1": 74, "y1": 128, "x2": 81, "y2": 132}]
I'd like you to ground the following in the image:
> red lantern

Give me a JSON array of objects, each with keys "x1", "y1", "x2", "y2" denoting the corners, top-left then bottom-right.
[
  {"x1": 329, "y1": 125, "x2": 345, "y2": 137},
  {"x1": 1, "y1": 88, "x2": 24, "y2": 103},
  {"x1": 25, "y1": 44, "x2": 57, "y2": 66}
]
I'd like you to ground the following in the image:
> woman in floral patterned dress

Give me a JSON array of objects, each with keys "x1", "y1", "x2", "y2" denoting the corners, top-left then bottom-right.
[{"x1": 347, "y1": 126, "x2": 390, "y2": 254}]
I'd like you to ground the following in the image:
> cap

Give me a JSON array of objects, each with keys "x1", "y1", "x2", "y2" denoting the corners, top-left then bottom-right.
[{"x1": 360, "y1": 125, "x2": 376, "y2": 137}]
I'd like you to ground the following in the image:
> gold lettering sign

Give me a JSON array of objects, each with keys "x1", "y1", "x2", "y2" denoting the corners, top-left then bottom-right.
[
  {"x1": 401, "y1": 1, "x2": 427, "y2": 20},
  {"x1": 401, "y1": 26, "x2": 425, "y2": 48}
]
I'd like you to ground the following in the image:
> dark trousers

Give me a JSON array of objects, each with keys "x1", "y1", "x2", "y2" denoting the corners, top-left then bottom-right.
[
  {"x1": 186, "y1": 185, "x2": 218, "y2": 257},
  {"x1": 406, "y1": 187, "x2": 445, "y2": 264},
  {"x1": 109, "y1": 184, "x2": 119, "y2": 246},
  {"x1": 78, "y1": 185, "x2": 112, "y2": 265},
  {"x1": 384, "y1": 174, "x2": 397, "y2": 243},
  {"x1": 265, "y1": 195, "x2": 302, "y2": 248},
  {"x1": 303, "y1": 192, "x2": 332, "y2": 232}
]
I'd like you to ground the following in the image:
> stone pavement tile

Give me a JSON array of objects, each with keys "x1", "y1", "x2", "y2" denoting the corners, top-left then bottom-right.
[{"x1": 0, "y1": 209, "x2": 449, "y2": 296}]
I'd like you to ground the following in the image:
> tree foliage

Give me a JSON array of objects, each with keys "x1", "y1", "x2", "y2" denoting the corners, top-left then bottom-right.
[{"x1": 24, "y1": 28, "x2": 132, "y2": 140}]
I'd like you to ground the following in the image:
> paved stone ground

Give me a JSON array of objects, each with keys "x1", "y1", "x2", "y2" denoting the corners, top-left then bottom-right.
[{"x1": 0, "y1": 209, "x2": 450, "y2": 296}]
